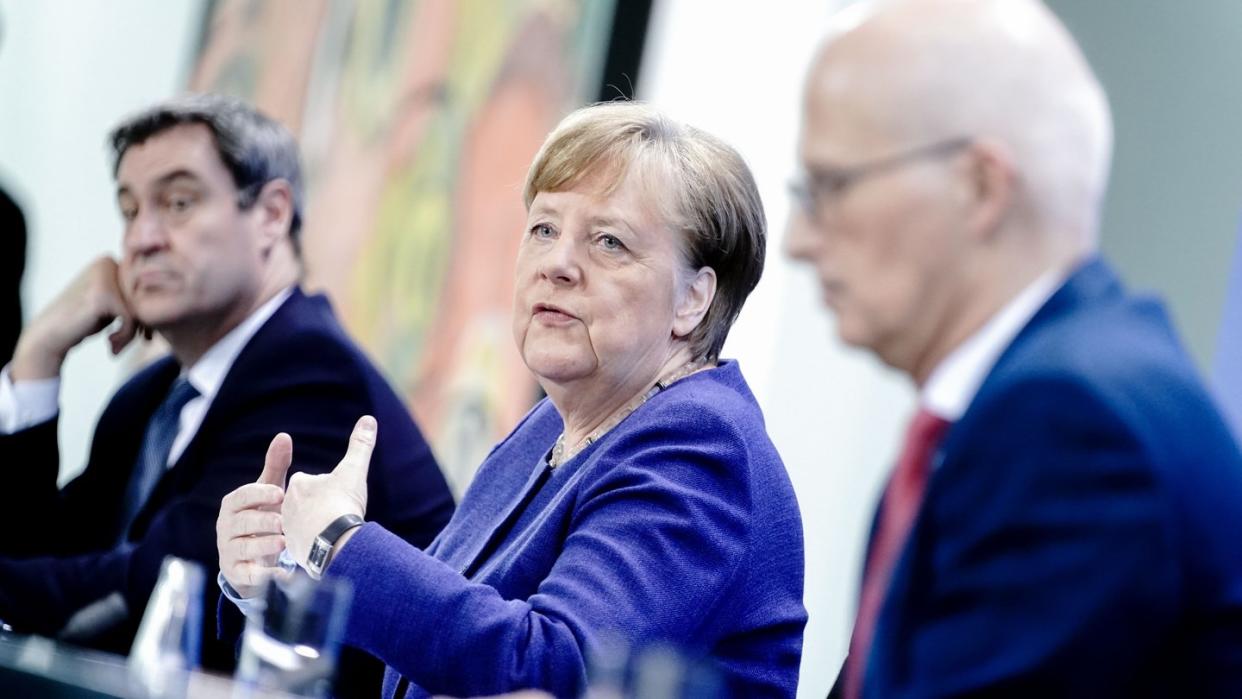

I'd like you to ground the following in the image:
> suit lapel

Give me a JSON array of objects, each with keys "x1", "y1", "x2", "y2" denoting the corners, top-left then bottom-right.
[
  {"x1": 866, "y1": 258, "x2": 1123, "y2": 694},
  {"x1": 130, "y1": 290, "x2": 307, "y2": 536},
  {"x1": 937, "y1": 257, "x2": 1120, "y2": 467},
  {"x1": 189, "y1": 288, "x2": 310, "y2": 452}
]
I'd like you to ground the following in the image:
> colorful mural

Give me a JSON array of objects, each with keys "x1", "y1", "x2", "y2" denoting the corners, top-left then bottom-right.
[{"x1": 189, "y1": 0, "x2": 616, "y2": 491}]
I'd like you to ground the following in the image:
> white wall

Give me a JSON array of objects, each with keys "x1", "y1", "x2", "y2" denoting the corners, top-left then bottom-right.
[
  {"x1": 1044, "y1": 0, "x2": 1242, "y2": 371},
  {"x1": 0, "y1": 0, "x2": 205, "y2": 481},
  {"x1": 640, "y1": 1, "x2": 915, "y2": 695}
]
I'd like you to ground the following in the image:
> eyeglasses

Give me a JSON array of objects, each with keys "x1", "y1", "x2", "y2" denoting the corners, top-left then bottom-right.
[{"x1": 788, "y1": 137, "x2": 972, "y2": 224}]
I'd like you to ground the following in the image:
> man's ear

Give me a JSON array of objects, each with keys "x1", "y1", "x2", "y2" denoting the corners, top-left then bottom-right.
[
  {"x1": 251, "y1": 179, "x2": 295, "y2": 253},
  {"x1": 673, "y1": 266, "x2": 717, "y2": 339},
  {"x1": 963, "y1": 139, "x2": 1017, "y2": 242}
]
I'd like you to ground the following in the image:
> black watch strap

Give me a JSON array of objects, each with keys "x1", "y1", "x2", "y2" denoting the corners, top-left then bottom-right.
[
  {"x1": 307, "y1": 513, "x2": 366, "y2": 579},
  {"x1": 319, "y1": 513, "x2": 365, "y2": 545}
]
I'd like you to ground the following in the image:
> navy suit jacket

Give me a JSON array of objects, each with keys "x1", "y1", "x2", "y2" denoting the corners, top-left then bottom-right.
[
  {"x1": 0, "y1": 289, "x2": 454, "y2": 675},
  {"x1": 858, "y1": 259, "x2": 1242, "y2": 697}
]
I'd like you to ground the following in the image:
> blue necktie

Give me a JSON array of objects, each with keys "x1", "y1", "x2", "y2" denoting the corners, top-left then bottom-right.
[{"x1": 119, "y1": 376, "x2": 200, "y2": 542}]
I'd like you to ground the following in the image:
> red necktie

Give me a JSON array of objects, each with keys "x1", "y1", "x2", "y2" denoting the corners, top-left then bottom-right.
[{"x1": 843, "y1": 408, "x2": 952, "y2": 699}]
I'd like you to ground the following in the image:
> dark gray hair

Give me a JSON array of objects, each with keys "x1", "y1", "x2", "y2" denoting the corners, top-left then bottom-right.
[{"x1": 109, "y1": 93, "x2": 305, "y2": 248}]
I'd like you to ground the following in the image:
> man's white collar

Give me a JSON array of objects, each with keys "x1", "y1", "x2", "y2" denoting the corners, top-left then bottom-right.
[
  {"x1": 183, "y1": 287, "x2": 295, "y2": 398},
  {"x1": 922, "y1": 269, "x2": 1066, "y2": 421}
]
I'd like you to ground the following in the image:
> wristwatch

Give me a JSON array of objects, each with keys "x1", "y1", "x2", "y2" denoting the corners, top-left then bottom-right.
[{"x1": 306, "y1": 513, "x2": 364, "y2": 579}]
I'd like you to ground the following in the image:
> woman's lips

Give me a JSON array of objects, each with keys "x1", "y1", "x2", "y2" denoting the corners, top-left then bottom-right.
[{"x1": 533, "y1": 303, "x2": 577, "y2": 325}]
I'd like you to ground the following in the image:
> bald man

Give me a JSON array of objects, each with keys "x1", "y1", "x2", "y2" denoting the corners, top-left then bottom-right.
[{"x1": 786, "y1": 0, "x2": 1242, "y2": 696}]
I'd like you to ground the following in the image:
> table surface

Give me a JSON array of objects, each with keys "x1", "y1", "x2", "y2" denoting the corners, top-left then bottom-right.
[{"x1": 0, "y1": 632, "x2": 300, "y2": 698}]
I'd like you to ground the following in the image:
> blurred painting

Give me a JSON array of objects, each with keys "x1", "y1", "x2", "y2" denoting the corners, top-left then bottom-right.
[{"x1": 189, "y1": 0, "x2": 617, "y2": 491}]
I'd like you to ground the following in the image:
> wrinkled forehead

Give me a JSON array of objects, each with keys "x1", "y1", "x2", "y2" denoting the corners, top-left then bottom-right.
[
  {"x1": 549, "y1": 155, "x2": 683, "y2": 227},
  {"x1": 801, "y1": 30, "x2": 964, "y2": 164},
  {"x1": 801, "y1": 57, "x2": 903, "y2": 162},
  {"x1": 534, "y1": 158, "x2": 695, "y2": 268},
  {"x1": 115, "y1": 123, "x2": 225, "y2": 191}
]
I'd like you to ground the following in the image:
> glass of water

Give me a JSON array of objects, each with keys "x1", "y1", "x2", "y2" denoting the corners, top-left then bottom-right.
[
  {"x1": 128, "y1": 556, "x2": 204, "y2": 699},
  {"x1": 235, "y1": 574, "x2": 352, "y2": 698}
]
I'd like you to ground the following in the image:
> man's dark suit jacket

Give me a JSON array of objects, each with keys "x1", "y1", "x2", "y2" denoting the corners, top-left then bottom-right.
[
  {"x1": 0, "y1": 289, "x2": 455, "y2": 675},
  {"x1": 854, "y1": 259, "x2": 1242, "y2": 698}
]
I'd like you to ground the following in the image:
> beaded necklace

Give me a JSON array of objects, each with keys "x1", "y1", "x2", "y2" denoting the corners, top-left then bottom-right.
[{"x1": 548, "y1": 360, "x2": 710, "y2": 468}]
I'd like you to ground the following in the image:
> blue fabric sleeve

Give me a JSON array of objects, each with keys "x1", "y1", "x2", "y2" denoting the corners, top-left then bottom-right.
[{"x1": 327, "y1": 410, "x2": 754, "y2": 697}]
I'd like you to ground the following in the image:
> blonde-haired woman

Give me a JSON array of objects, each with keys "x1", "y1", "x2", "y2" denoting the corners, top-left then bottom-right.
[{"x1": 219, "y1": 102, "x2": 806, "y2": 698}]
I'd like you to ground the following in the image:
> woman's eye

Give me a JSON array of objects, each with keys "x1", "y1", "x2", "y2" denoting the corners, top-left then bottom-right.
[
  {"x1": 530, "y1": 223, "x2": 556, "y2": 239},
  {"x1": 169, "y1": 195, "x2": 194, "y2": 212},
  {"x1": 598, "y1": 234, "x2": 624, "y2": 251}
]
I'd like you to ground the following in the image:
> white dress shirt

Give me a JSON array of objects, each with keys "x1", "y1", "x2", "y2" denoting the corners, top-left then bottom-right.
[
  {"x1": 0, "y1": 287, "x2": 294, "y2": 468},
  {"x1": 921, "y1": 268, "x2": 1068, "y2": 423}
]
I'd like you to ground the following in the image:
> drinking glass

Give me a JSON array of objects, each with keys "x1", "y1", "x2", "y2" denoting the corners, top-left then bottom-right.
[
  {"x1": 234, "y1": 574, "x2": 352, "y2": 698},
  {"x1": 127, "y1": 556, "x2": 204, "y2": 699}
]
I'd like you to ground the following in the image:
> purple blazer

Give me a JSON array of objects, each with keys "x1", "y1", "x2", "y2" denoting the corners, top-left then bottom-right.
[{"x1": 329, "y1": 360, "x2": 807, "y2": 697}]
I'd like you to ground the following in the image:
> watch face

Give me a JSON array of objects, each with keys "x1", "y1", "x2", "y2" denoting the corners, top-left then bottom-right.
[{"x1": 308, "y1": 537, "x2": 330, "y2": 575}]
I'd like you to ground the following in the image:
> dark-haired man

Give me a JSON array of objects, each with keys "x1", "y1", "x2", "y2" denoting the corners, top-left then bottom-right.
[{"x1": 0, "y1": 95, "x2": 454, "y2": 678}]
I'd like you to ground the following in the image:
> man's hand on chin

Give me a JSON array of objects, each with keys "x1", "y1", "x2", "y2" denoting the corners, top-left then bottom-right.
[{"x1": 10, "y1": 256, "x2": 141, "y2": 380}]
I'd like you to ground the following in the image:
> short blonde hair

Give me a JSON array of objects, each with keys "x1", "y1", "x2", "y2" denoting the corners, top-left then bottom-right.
[{"x1": 524, "y1": 102, "x2": 766, "y2": 361}]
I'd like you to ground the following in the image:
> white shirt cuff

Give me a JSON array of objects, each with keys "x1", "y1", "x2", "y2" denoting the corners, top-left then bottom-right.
[
  {"x1": 217, "y1": 573, "x2": 265, "y2": 618},
  {"x1": 217, "y1": 548, "x2": 301, "y2": 617},
  {"x1": 0, "y1": 366, "x2": 60, "y2": 434}
]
